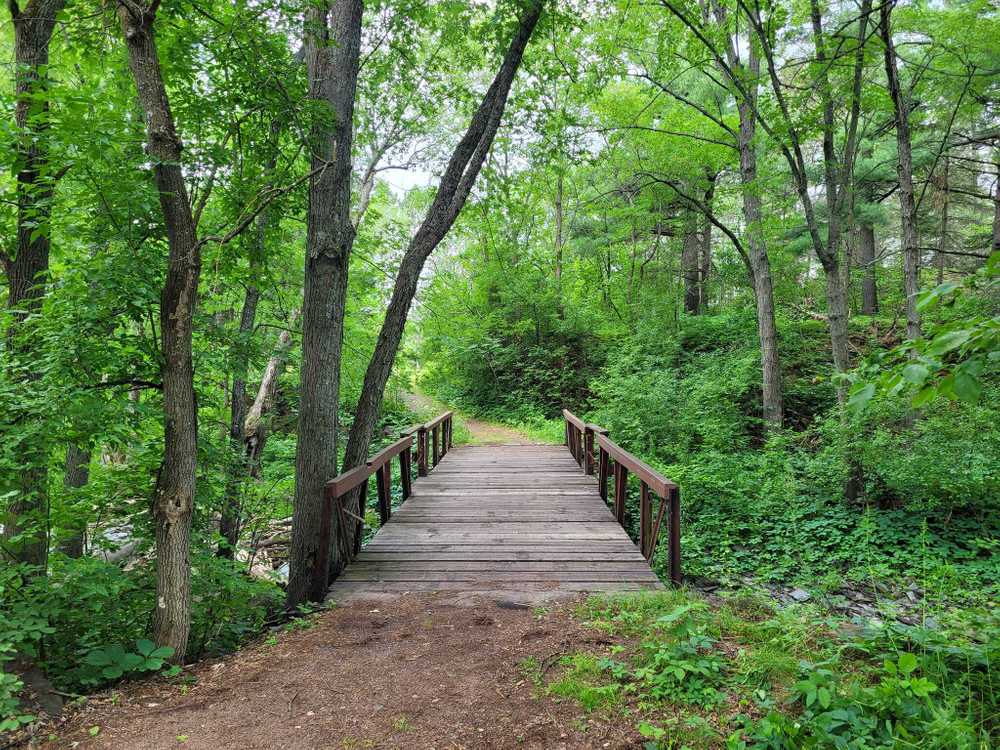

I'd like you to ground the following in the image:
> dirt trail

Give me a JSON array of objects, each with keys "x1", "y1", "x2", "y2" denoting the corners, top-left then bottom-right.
[
  {"x1": 403, "y1": 393, "x2": 539, "y2": 446},
  {"x1": 38, "y1": 595, "x2": 643, "y2": 750}
]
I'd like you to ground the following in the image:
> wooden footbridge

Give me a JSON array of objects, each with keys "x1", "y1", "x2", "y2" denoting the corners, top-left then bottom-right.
[{"x1": 325, "y1": 410, "x2": 680, "y2": 599}]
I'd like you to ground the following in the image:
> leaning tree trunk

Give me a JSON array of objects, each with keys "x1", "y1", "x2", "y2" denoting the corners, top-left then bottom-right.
[
  {"x1": 243, "y1": 317, "x2": 297, "y2": 476},
  {"x1": 1, "y1": 0, "x2": 67, "y2": 574},
  {"x1": 336, "y1": 1, "x2": 544, "y2": 579},
  {"x1": 118, "y1": 3, "x2": 202, "y2": 663},
  {"x1": 881, "y1": 2, "x2": 921, "y2": 341},
  {"x1": 286, "y1": 0, "x2": 363, "y2": 609}
]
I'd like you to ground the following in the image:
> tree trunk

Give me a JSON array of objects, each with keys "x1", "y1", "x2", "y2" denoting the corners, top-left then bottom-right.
[
  {"x1": 58, "y1": 444, "x2": 90, "y2": 558},
  {"x1": 555, "y1": 169, "x2": 564, "y2": 283},
  {"x1": 681, "y1": 212, "x2": 701, "y2": 314},
  {"x1": 219, "y1": 120, "x2": 281, "y2": 557},
  {"x1": 286, "y1": 0, "x2": 364, "y2": 609},
  {"x1": 118, "y1": 3, "x2": 202, "y2": 662},
  {"x1": 736, "y1": 61, "x2": 783, "y2": 429},
  {"x1": 936, "y1": 157, "x2": 949, "y2": 285},
  {"x1": 993, "y1": 161, "x2": 1000, "y2": 254},
  {"x1": 218, "y1": 280, "x2": 259, "y2": 557},
  {"x1": 336, "y1": 1, "x2": 544, "y2": 573},
  {"x1": 859, "y1": 221, "x2": 879, "y2": 314},
  {"x1": 1, "y1": 0, "x2": 67, "y2": 574},
  {"x1": 699, "y1": 175, "x2": 714, "y2": 311},
  {"x1": 244, "y1": 317, "x2": 297, "y2": 476},
  {"x1": 881, "y1": 2, "x2": 921, "y2": 341}
]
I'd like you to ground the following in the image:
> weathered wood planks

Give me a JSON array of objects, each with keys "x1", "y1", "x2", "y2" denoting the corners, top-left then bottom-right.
[{"x1": 326, "y1": 444, "x2": 664, "y2": 599}]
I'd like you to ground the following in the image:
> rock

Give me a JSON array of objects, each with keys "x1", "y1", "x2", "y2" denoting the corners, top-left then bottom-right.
[{"x1": 789, "y1": 588, "x2": 811, "y2": 602}]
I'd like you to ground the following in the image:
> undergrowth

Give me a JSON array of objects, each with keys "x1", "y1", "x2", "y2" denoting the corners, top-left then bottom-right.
[{"x1": 537, "y1": 591, "x2": 999, "y2": 749}]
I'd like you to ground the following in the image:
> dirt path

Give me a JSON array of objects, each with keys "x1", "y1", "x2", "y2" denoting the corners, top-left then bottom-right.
[
  {"x1": 403, "y1": 392, "x2": 539, "y2": 446},
  {"x1": 39, "y1": 595, "x2": 643, "y2": 750}
]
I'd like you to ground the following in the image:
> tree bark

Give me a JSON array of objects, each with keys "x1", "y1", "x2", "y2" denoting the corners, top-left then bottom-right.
[
  {"x1": 936, "y1": 157, "x2": 949, "y2": 285},
  {"x1": 859, "y1": 221, "x2": 879, "y2": 314},
  {"x1": 699, "y1": 174, "x2": 714, "y2": 311},
  {"x1": 58, "y1": 444, "x2": 90, "y2": 558},
  {"x1": 709, "y1": 3, "x2": 784, "y2": 428},
  {"x1": 994, "y1": 161, "x2": 1000, "y2": 254},
  {"x1": 2, "y1": 0, "x2": 67, "y2": 573},
  {"x1": 681, "y1": 212, "x2": 701, "y2": 314},
  {"x1": 117, "y1": 3, "x2": 202, "y2": 662},
  {"x1": 218, "y1": 279, "x2": 259, "y2": 557},
  {"x1": 243, "y1": 317, "x2": 297, "y2": 476},
  {"x1": 881, "y1": 2, "x2": 921, "y2": 341},
  {"x1": 286, "y1": 0, "x2": 364, "y2": 609},
  {"x1": 219, "y1": 120, "x2": 281, "y2": 557},
  {"x1": 555, "y1": 169, "x2": 564, "y2": 283},
  {"x1": 335, "y1": 1, "x2": 544, "y2": 579}
]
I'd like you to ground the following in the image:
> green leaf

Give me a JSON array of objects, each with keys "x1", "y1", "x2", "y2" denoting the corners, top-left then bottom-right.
[
  {"x1": 149, "y1": 646, "x2": 175, "y2": 660},
  {"x1": 84, "y1": 649, "x2": 110, "y2": 666},
  {"x1": 897, "y1": 653, "x2": 917, "y2": 675},
  {"x1": 901, "y1": 363, "x2": 928, "y2": 384},
  {"x1": 927, "y1": 330, "x2": 970, "y2": 355},
  {"x1": 953, "y1": 372, "x2": 982, "y2": 403},
  {"x1": 136, "y1": 639, "x2": 156, "y2": 657},
  {"x1": 911, "y1": 385, "x2": 937, "y2": 407},
  {"x1": 846, "y1": 383, "x2": 875, "y2": 414},
  {"x1": 818, "y1": 686, "x2": 831, "y2": 708}
]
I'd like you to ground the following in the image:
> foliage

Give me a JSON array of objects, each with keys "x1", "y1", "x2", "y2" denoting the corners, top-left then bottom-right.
[{"x1": 564, "y1": 592, "x2": 999, "y2": 749}]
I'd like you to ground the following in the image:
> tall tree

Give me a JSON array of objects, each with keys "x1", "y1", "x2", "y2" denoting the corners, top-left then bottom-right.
[
  {"x1": 116, "y1": 0, "x2": 202, "y2": 661},
  {"x1": 286, "y1": 0, "x2": 364, "y2": 608},
  {"x1": 880, "y1": 0, "x2": 921, "y2": 341},
  {"x1": 1, "y1": 0, "x2": 68, "y2": 572}
]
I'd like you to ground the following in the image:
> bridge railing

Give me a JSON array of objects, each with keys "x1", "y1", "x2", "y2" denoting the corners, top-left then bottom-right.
[
  {"x1": 562, "y1": 409, "x2": 681, "y2": 585},
  {"x1": 316, "y1": 411, "x2": 453, "y2": 579},
  {"x1": 405, "y1": 410, "x2": 454, "y2": 476}
]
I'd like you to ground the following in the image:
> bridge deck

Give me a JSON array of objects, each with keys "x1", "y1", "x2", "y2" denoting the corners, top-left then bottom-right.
[{"x1": 327, "y1": 444, "x2": 663, "y2": 599}]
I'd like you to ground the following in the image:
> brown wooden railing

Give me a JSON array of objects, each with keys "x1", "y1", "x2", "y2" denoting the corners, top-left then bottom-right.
[
  {"x1": 315, "y1": 411, "x2": 453, "y2": 583},
  {"x1": 406, "y1": 410, "x2": 454, "y2": 476},
  {"x1": 563, "y1": 409, "x2": 682, "y2": 585}
]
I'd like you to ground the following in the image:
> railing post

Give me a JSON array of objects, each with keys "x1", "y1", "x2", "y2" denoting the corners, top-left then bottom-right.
[
  {"x1": 614, "y1": 463, "x2": 628, "y2": 525},
  {"x1": 375, "y1": 462, "x2": 391, "y2": 525},
  {"x1": 584, "y1": 427, "x2": 594, "y2": 475},
  {"x1": 353, "y1": 476, "x2": 368, "y2": 555},
  {"x1": 669, "y1": 486, "x2": 682, "y2": 586},
  {"x1": 399, "y1": 445, "x2": 412, "y2": 500},
  {"x1": 598, "y1": 445, "x2": 609, "y2": 502},
  {"x1": 639, "y1": 481, "x2": 651, "y2": 558},
  {"x1": 417, "y1": 426, "x2": 428, "y2": 476},
  {"x1": 314, "y1": 485, "x2": 334, "y2": 597},
  {"x1": 432, "y1": 424, "x2": 440, "y2": 466}
]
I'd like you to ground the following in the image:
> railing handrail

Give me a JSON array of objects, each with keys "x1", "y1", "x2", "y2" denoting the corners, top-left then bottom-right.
[
  {"x1": 324, "y1": 434, "x2": 413, "y2": 498},
  {"x1": 316, "y1": 411, "x2": 453, "y2": 590},
  {"x1": 562, "y1": 408, "x2": 585, "y2": 431},
  {"x1": 422, "y1": 410, "x2": 453, "y2": 430},
  {"x1": 596, "y1": 433, "x2": 677, "y2": 497}
]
